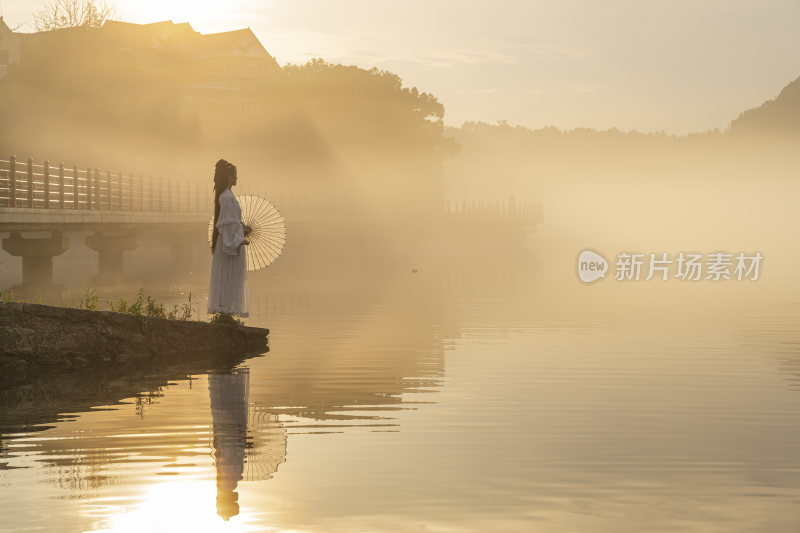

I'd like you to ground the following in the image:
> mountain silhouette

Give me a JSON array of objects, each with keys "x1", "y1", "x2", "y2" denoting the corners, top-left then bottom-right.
[{"x1": 729, "y1": 76, "x2": 800, "y2": 137}]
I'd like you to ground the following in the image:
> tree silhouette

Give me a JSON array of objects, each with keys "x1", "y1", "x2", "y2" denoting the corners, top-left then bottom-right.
[{"x1": 33, "y1": 0, "x2": 115, "y2": 32}]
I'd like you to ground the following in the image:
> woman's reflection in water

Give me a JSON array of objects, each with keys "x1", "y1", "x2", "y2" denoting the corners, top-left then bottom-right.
[{"x1": 208, "y1": 367, "x2": 250, "y2": 521}]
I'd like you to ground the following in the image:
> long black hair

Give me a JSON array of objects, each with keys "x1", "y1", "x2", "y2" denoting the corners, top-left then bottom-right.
[{"x1": 211, "y1": 158, "x2": 237, "y2": 253}]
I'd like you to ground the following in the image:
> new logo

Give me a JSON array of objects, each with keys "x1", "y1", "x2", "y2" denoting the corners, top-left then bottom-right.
[{"x1": 577, "y1": 250, "x2": 608, "y2": 283}]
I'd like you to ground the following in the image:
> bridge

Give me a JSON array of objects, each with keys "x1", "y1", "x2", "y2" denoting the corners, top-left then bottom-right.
[
  {"x1": 0, "y1": 154, "x2": 544, "y2": 295},
  {"x1": 0, "y1": 155, "x2": 212, "y2": 293}
]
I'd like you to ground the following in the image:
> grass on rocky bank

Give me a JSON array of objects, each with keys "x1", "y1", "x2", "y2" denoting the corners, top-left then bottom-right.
[{"x1": 1, "y1": 287, "x2": 244, "y2": 326}]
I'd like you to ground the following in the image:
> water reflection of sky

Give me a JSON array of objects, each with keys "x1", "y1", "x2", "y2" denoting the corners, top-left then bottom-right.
[{"x1": 2, "y1": 255, "x2": 800, "y2": 531}]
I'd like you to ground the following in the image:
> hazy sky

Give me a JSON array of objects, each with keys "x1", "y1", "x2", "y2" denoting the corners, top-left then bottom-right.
[{"x1": 3, "y1": 0, "x2": 799, "y2": 133}]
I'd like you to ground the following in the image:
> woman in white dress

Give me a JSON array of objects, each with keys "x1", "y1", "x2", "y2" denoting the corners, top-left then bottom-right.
[{"x1": 208, "y1": 159, "x2": 251, "y2": 318}]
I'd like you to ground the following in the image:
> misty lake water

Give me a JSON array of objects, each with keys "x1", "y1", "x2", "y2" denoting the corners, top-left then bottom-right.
[{"x1": 2, "y1": 249, "x2": 800, "y2": 532}]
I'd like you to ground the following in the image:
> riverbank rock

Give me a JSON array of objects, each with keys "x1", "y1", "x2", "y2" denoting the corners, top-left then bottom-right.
[{"x1": 0, "y1": 302, "x2": 268, "y2": 380}]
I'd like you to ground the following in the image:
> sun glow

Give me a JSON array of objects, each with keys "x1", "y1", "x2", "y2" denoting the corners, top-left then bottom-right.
[
  {"x1": 92, "y1": 480, "x2": 263, "y2": 532},
  {"x1": 118, "y1": 0, "x2": 261, "y2": 34}
]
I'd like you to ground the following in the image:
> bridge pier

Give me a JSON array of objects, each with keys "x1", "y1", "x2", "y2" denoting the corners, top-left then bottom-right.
[
  {"x1": 85, "y1": 231, "x2": 139, "y2": 281},
  {"x1": 2, "y1": 232, "x2": 69, "y2": 295}
]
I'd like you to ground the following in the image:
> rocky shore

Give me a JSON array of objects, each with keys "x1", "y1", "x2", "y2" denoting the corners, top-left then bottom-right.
[{"x1": 0, "y1": 302, "x2": 269, "y2": 380}]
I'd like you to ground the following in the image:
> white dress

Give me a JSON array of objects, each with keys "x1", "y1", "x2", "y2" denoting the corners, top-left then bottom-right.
[{"x1": 208, "y1": 188, "x2": 249, "y2": 317}]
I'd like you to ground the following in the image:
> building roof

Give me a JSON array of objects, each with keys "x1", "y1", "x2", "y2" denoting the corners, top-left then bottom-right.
[
  {"x1": 197, "y1": 28, "x2": 276, "y2": 62},
  {"x1": 3, "y1": 18, "x2": 281, "y2": 74},
  {"x1": 100, "y1": 20, "x2": 278, "y2": 67},
  {"x1": 0, "y1": 16, "x2": 16, "y2": 38},
  {"x1": 0, "y1": 16, "x2": 18, "y2": 51},
  {"x1": 101, "y1": 19, "x2": 198, "y2": 50}
]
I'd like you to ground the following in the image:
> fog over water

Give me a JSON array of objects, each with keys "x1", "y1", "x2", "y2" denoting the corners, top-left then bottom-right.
[{"x1": 2, "y1": 12, "x2": 800, "y2": 532}]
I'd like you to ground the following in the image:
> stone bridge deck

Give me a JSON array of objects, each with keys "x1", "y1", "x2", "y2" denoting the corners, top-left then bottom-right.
[{"x1": 0, "y1": 206, "x2": 208, "y2": 231}]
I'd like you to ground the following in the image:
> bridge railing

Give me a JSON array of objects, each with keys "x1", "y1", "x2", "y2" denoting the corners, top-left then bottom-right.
[
  {"x1": 0, "y1": 155, "x2": 543, "y2": 226},
  {"x1": 444, "y1": 198, "x2": 543, "y2": 226},
  {"x1": 0, "y1": 156, "x2": 212, "y2": 212}
]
